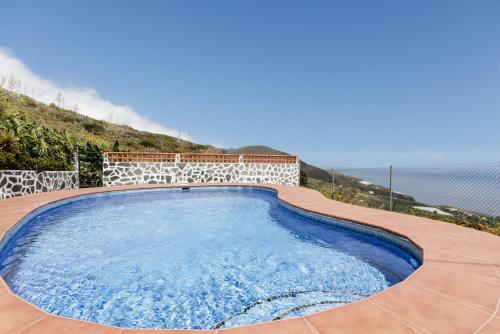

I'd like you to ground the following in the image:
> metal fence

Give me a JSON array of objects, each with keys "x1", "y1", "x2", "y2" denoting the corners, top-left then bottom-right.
[{"x1": 335, "y1": 162, "x2": 500, "y2": 217}]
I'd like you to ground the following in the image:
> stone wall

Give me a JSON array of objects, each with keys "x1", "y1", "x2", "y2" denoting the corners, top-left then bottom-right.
[
  {"x1": 103, "y1": 154, "x2": 300, "y2": 187},
  {"x1": 0, "y1": 170, "x2": 79, "y2": 199}
]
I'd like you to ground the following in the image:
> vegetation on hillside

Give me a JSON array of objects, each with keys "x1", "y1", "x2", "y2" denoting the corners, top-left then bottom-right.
[
  {"x1": 0, "y1": 87, "x2": 218, "y2": 185},
  {"x1": 304, "y1": 177, "x2": 500, "y2": 236},
  {"x1": 0, "y1": 115, "x2": 75, "y2": 171},
  {"x1": 0, "y1": 87, "x2": 214, "y2": 154},
  {"x1": 0, "y1": 113, "x2": 106, "y2": 186}
]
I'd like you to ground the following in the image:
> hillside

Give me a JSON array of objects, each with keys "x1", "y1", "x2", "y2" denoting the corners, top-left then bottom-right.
[
  {"x1": 0, "y1": 88, "x2": 214, "y2": 153},
  {"x1": 0, "y1": 91, "x2": 331, "y2": 183}
]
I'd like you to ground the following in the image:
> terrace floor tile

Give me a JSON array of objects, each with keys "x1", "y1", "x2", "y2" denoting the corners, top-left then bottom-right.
[
  {"x1": 121, "y1": 329, "x2": 214, "y2": 334},
  {"x1": 0, "y1": 293, "x2": 46, "y2": 334},
  {"x1": 423, "y1": 248, "x2": 500, "y2": 283},
  {"x1": 218, "y1": 317, "x2": 314, "y2": 334},
  {"x1": 369, "y1": 280, "x2": 492, "y2": 334},
  {"x1": 305, "y1": 301, "x2": 421, "y2": 333},
  {"x1": 410, "y1": 265, "x2": 500, "y2": 313},
  {"x1": 17, "y1": 316, "x2": 120, "y2": 334},
  {"x1": 476, "y1": 317, "x2": 500, "y2": 333}
]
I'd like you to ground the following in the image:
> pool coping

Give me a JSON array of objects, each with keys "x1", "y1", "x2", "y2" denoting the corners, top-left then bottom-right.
[{"x1": 0, "y1": 183, "x2": 499, "y2": 334}]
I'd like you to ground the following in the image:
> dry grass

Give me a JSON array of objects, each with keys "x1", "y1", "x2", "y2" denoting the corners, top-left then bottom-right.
[{"x1": 0, "y1": 88, "x2": 217, "y2": 153}]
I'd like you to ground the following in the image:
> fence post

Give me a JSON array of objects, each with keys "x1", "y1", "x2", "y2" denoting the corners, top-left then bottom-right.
[
  {"x1": 75, "y1": 146, "x2": 80, "y2": 188},
  {"x1": 331, "y1": 168, "x2": 335, "y2": 199},
  {"x1": 389, "y1": 165, "x2": 393, "y2": 211}
]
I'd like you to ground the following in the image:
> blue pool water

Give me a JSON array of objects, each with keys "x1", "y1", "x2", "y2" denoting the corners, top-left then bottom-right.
[{"x1": 0, "y1": 187, "x2": 420, "y2": 329}]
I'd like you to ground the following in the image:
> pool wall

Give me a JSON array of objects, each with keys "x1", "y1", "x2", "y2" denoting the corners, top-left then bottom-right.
[
  {"x1": 102, "y1": 153, "x2": 300, "y2": 186},
  {"x1": 278, "y1": 199, "x2": 423, "y2": 264}
]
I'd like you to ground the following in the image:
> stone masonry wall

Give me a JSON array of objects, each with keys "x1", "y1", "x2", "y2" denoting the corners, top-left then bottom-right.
[
  {"x1": 103, "y1": 156, "x2": 300, "y2": 187},
  {"x1": 0, "y1": 170, "x2": 79, "y2": 199}
]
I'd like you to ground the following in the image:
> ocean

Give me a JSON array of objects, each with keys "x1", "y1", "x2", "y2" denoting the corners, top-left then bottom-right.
[{"x1": 336, "y1": 162, "x2": 500, "y2": 216}]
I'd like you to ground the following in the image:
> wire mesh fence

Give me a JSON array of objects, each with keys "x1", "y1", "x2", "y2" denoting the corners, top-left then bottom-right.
[{"x1": 335, "y1": 162, "x2": 500, "y2": 217}]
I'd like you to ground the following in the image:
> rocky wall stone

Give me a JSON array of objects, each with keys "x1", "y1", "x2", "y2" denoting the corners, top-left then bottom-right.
[
  {"x1": 102, "y1": 160, "x2": 299, "y2": 187},
  {"x1": 0, "y1": 170, "x2": 79, "y2": 199}
]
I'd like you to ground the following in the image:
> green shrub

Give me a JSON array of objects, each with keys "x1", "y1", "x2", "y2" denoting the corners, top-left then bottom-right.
[
  {"x1": 0, "y1": 151, "x2": 18, "y2": 169},
  {"x1": 55, "y1": 111, "x2": 80, "y2": 123},
  {"x1": 83, "y1": 120, "x2": 106, "y2": 134},
  {"x1": 0, "y1": 128, "x2": 20, "y2": 153},
  {"x1": 78, "y1": 143, "x2": 103, "y2": 187},
  {"x1": 300, "y1": 170, "x2": 308, "y2": 186},
  {"x1": 21, "y1": 96, "x2": 37, "y2": 108},
  {"x1": 0, "y1": 115, "x2": 76, "y2": 171},
  {"x1": 139, "y1": 136, "x2": 158, "y2": 148}
]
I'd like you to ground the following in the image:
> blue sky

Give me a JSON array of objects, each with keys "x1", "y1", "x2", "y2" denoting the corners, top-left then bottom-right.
[{"x1": 0, "y1": 0, "x2": 499, "y2": 167}]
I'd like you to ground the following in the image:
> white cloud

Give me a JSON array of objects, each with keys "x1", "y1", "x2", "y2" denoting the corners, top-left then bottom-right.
[{"x1": 0, "y1": 48, "x2": 191, "y2": 140}]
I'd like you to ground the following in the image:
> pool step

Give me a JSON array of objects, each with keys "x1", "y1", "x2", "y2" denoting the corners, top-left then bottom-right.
[{"x1": 213, "y1": 290, "x2": 368, "y2": 329}]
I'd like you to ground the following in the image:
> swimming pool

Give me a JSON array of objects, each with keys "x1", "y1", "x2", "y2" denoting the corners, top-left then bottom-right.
[{"x1": 0, "y1": 187, "x2": 421, "y2": 329}]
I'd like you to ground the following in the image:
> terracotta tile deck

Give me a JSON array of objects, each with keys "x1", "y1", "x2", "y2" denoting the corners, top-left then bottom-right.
[{"x1": 0, "y1": 183, "x2": 499, "y2": 334}]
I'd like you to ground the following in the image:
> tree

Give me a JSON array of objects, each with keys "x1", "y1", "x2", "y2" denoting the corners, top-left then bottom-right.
[
  {"x1": 112, "y1": 139, "x2": 120, "y2": 152},
  {"x1": 78, "y1": 142, "x2": 103, "y2": 187},
  {"x1": 300, "y1": 170, "x2": 308, "y2": 186}
]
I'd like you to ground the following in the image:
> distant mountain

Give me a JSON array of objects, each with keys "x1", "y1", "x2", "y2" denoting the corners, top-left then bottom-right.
[
  {"x1": 227, "y1": 145, "x2": 332, "y2": 183},
  {"x1": 228, "y1": 145, "x2": 288, "y2": 155}
]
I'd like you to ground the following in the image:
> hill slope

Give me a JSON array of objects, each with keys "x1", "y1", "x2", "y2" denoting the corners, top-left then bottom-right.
[
  {"x1": 0, "y1": 88, "x2": 214, "y2": 153},
  {"x1": 0, "y1": 90, "x2": 330, "y2": 182}
]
